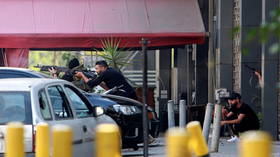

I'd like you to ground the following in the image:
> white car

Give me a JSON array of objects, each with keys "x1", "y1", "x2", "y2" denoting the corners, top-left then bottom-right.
[{"x1": 0, "y1": 78, "x2": 115, "y2": 157}]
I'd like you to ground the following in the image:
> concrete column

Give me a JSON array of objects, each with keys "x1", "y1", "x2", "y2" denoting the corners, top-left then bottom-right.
[
  {"x1": 156, "y1": 49, "x2": 171, "y2": 131},
  {"x1": 216, "y1": 0, "x2": 233, "y2": 90},
  {"x1": 176, "y1": 47, "x2": 188, "y2": 102},
  {"x1": 261, "y1": 0, "x2": 279, "y2": 140},
  {"x1": 198, "y1": 0, "x2": 209, "y2": 104},
  {"x1": 195, "y1": 45, "x2": 209, "y2": 105}
]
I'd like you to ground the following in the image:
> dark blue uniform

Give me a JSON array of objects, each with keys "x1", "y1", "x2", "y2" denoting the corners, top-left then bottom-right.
[{"x1": 87, "y1": 68, "x2": 137, "y2": 99}]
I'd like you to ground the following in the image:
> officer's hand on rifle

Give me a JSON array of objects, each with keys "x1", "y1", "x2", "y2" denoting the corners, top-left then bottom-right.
[
  {"x1": 75, "y1": 72, "x2": 84, "y2": 78},
  {"x1": 254, "y1": 71, "x2": 262, "y2": 79},
  {"x1": 48, "y1": 67, "x2": 59, "y2": 78},
  {"x1": 75, "y1": 72, "x2": 90, "y2": 83}
]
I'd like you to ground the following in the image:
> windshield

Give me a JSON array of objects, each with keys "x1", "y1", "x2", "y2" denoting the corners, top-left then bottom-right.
[{"x1": 0, "y1": 92, "x2": 32, "y2": 124}]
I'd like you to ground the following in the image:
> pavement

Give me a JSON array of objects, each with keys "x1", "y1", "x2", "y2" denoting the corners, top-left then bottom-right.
[{"x1": 122, "y1": 137, "x2": 280, "y2": 157}]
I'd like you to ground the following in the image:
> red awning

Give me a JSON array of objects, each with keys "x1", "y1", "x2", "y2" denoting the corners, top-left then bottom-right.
[{"x1": 0, "y1": 0, "x2": 205, "y2": 48}]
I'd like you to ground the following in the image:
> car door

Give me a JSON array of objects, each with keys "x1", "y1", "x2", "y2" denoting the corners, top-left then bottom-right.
[
  {"x1": 63, "y1": 84, "x2": 96, "y2": 157},
  {"x1": 46, "y1": 85, "x2": 84, "y2": 157}
]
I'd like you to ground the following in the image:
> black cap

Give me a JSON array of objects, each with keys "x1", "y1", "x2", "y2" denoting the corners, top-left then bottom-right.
[
  {"x1": 95, "y1": 60, "x2": 108, "y2": 67},
  {"x1": 68, "y1": 58, "x2": 80, "y2": 69},
  {"x1": 228, "y1": 92, "x2": 241, "y2": 100}
]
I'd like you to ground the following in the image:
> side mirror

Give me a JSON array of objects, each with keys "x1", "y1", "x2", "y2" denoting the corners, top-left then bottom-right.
[{"x1": 94, "y1": 106, "x2": 105, "y2": 117}]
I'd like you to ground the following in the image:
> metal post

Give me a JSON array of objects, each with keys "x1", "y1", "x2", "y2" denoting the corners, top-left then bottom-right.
[
  {"x1": 239, "y1": 131, "x2": 272, "y2": 157},
  {"x1": 96, "y1": 124, "x2": 121, "y2": 157},
  {"x1": 208, "y1": 0, "x2": 215, "y2": 103},
  {"x1": 168, "y1": 100, "x2": 175, "y2": 128},
  {"x1": 36, "y1": 123, "x2": 50, "y2": 157},
  {"x1": 202, "y1": 103, "x2": 214, "y2": 143},
  {"x1": 166, "y1": 128, "x2": 192, "y2": 157},
  {"x1": 210, "y1": 104, "x2": 222, "y2": 152},
  {"x1": 141, "y1": 38, "x2": 149, "y2": 157},
  {"x1": 6, "y1": 122, "x2": 24, "y2": 157},
  {"x1": 179, "y1": 100, "x2": 186, "y2": 127},
  {"x1": 186, "y1": 121, "x2": 210, "y2": 157},
  {"x1": 52, "y1": 125, "x2": 73, "y2": 157}
]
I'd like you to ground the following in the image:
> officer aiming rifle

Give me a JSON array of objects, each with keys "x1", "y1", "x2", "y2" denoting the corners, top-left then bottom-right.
[{"x1": 38, "y1": 58, "x2": 97, "y2": 92}]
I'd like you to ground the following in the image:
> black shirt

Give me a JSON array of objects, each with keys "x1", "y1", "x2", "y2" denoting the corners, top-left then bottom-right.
[
  {"x1": 232, "y1": 103, "x2": 259, "y2": 130},
  {"x1": 87, "y1": 68, "x2": 136, "y2": 99}
]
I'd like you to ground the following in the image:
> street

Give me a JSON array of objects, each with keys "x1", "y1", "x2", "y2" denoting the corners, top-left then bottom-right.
[{"x1": 122, "y1": 138, "x2": 165, "y2": 157}]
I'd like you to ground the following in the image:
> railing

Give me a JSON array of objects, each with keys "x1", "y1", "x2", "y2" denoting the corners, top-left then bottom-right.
[{"x1": 123, "y1": 70, "x2": 156, "y2": 87}]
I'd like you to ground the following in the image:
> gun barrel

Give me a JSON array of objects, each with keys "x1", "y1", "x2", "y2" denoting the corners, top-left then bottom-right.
[
  {"x1": 244, "y1": 65, "x2": 256, "y2": 71},
  {"x1": 39, "y1": 66, "x2": 69, "y2": 72}
]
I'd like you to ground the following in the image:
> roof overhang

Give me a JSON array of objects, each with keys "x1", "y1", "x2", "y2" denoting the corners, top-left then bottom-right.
[{"x1": 0, "y1": 0, "x2": 206, "y2": 48}]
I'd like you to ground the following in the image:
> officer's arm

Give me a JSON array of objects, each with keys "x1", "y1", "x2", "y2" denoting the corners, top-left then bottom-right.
[
  {"x1": 76, "y1": 72, "x2": 90, "y2": 83},
  {"x1": 99, "y1": 82, "x2": 110, "y2": 90},
  {"x1": 223, "y1": 114, "x2": 245, "y2": 125},
  {"x1": 226, "y1": 112, "x2": 234, "y2": 118},
  {"x1": 86, "y1": 72, "x2": 106, "y2": 88}
]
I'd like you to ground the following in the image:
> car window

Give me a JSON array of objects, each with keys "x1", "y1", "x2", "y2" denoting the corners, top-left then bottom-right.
[
  {"x1": 38, "y1": 89, "x2": 52, "y2": 120},
  {"x1": 47, "y1": 86, "x2": 73, "y2": 119},
  {"x1": 0, "y1": 92, "x2": 32, "y2": 124},
  {"x1": 64, "y1": 86, "x2": 92, "y2": 118}
]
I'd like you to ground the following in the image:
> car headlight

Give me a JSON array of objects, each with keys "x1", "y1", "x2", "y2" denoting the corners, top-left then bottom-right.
[{"x1": 113, "y1": 104, "x2": 141, "y2": 115}]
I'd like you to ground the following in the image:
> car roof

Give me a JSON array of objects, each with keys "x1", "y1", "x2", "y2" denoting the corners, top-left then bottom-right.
[
  {"x1": 0, "y1": 67, "x2": 33, "y2": 71},
  {"x1": 0, "y1": 67, "x2": 50, "y2": 78},
  {"x1": 0, "y1": 78, "x2": 67, "y2": 91}
]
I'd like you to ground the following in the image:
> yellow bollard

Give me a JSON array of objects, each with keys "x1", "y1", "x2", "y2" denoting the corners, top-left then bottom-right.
[
  {"x1": 186, "y1": 121, "x2": 209, "y2": 157},
  {"x1": 52, "y1": 125, "x2": 73, "y2": 157},
  {"x1": 96, "y1": 124, "x2": 121, "y2": 157},
  {"x1": 166, "y1": 127, "x2": 192, "y2": 157},
  {"x1": 36, "y1": 123, "x2": 50, "y2": 157},
  {"x1": 239, "y1": 131, "x2": 272, "y2": 157},
  {"x1": 5, "y1": 122, "x2": 25, "y2": 157}
]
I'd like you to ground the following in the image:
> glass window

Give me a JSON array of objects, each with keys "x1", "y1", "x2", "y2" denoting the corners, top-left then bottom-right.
[
  {"x1": 38, "y1": 89, "x2": 52, "y2": 120},
  {"x1": 48, "y1": 86, "x2": 73, "y2": 119},
  {"x1": 0, "y1": 92, "x2": 32, "y2": 124},
  {"x1": 64, "y1": 86, "x2": 92, "y2": 118}
]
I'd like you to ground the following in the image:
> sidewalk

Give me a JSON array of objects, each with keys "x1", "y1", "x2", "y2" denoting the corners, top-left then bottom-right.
[
  {"x1": 211, "y1": 138, "x2": 280, "y2": 157},
  {"x1": 122, "y1": 137, "x2": 280, "y2": 157}
]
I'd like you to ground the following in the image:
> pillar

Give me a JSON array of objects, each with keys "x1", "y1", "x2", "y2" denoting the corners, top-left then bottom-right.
[
  {"x1": 216, "y1": 0, "x2": 233, "y2": 90},
  {"x1": 156, "y1": 49, "x2": 171, "y2": 131}
]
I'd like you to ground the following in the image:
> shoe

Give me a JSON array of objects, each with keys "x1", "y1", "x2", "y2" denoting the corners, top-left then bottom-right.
[
  {"x1": 227, "y1": 136, "x2": 239, "y2": 142},
  {"x1": 148, "y1": 135, "x2": 156, "y2": 144}
]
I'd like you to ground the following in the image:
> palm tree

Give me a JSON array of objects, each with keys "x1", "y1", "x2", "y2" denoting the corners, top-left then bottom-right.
[{"x1": 98, "y1": 38, "x2": 131, "y2": 72}]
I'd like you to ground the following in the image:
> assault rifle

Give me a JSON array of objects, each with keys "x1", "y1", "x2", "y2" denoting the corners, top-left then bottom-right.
[
  {"x1": 34, "y1": 65, "x2": 69, "y2": 72},
  {"x1": 244, "y1": 64, "x2": 256, "y2": 72},
  {"x1": 34, "y1": 65, "x2": 97, "y2": 79}
]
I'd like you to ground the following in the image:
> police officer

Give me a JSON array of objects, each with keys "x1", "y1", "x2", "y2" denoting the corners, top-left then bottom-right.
[
  {"x1": 75, "y1": 60, "x2": 138, "y2": 100},
  {"x1": 221, "y1": 92, "x2": 260, "y2": 142},
  {"x1": 49, "y1": 58, "x2": 92, "y2": 91}
]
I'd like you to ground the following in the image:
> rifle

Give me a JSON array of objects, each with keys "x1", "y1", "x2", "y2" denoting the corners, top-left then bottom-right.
[
  {"x1": 34, "y1": 65, "x2": 97, "y2": 79},
  {"x1": 244, "y1": 64, "x2": 256, "y2": 72},
  {"x1": 34, "y1": 65, "x2": 69, "y2": 72}
]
